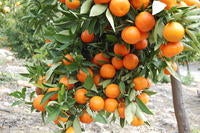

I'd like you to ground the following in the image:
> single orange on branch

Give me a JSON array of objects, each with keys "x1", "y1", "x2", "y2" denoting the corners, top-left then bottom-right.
[
  {"x1": 105, "y1": 84, "x2": 121, "y2": 98},
  {"x1": 130, "y1": 0, "x2": 150, "y2": 9},
  {"x1": 113, "y1": 43, "x2": 130, "y2": 56},
  {"x1": 93, "y1": 53, "x2": 110, "y2": 66},
  {"x1": 74, "y1": 88, "x2": 88, "y2": 104},
  {"x1": 100, "y1": 64, "x2": 116, "y2": 79},
  {"x1": 77, "y1": 68, "x2": 93, "y2": 82},
  {"x1": 62, "y1": 54, "x2": 74, "y2": 65},
  {"x1": 137, "y1": 93, "x2": 149, "y2": 104},
  {"x1": 47, "y1": 88, "x2": 59, "y2": 101},
  {"x1": 104, "y1": 98, "x2": 118, "y2": 112},
  {"x1": 89, "y1": 96, "x2": 105, "y2": 111},
  {"x1": 121, "y1": 26, "x2": 141, "y2": 44},
  {"x1": 79, "y1": 111, "x2": 93, "y2": 124},
  {"x1": 123, "y1": 54, "x2": 139, "y2": 70},
  {"x1": 59, "y1": 76, "x2": 74, "y2": 89},
  {"x1": 81, "y1": 30, "x2": 95, "y2": 43},
  {"x1": 65, "y1": 0, "x2": 80, "y2": 10},
  {"x1": 131, "y1": 116, "x2": 144, "y2": 126},
  {"x1": 33, "y1": 95, "x2": 49, "y2": 112},
  {"x1": 133, "y1": 76, "x2": 150, "y2": 91},
  {"x1": 109, "y1": 0, "x2": 130, "y2": 17}
]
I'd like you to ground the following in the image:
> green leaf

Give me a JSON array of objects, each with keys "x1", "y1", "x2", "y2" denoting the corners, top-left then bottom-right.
[
  {"x1": 135, "y1": 104, "x2": 147, "y2": 122},
  {"x1": 80, "y1": 0, "x2": 93, "y2": 14},
  {"x1": 89, "y1": 4, "x2": 107, "y2": 17},
  {"x1": 11, "y1": 100, "x2": 24, "y2": 106},
  {"x1": 41, "y1": 91, "x2": 57, "y2": 104},
  {"x1": 106, "y1": 9, "x2": 115, "y2": 32},
  {"x1": 119, "y1": 82, "x2": 125, "y2": 95},
  {"x1": 9, "y1": 91, "x2": 23, "y2": 99},
  {"x1": 45, "y1": 62, "x2": 61, "y2": 81},
  {"x1": 83, "y1": 76, "x2": 94, "y2": 90},
  {"x1": 47, "y1": 107, "x2": 61, "y2": 122},
  {"x1": 120, "y1": 118, "x2": 125, "y2": 128},
  {"x1": 136, "y1": 98, "x2": 153, "y2": 115},
  {"x1": 125, "y1": 103, "x2": 136, "y2": 124},
  {"x1": 144, "y1": 90, "x2": 157, "y2": 96},
  {"x1": 73, "y1": 118, "x2": 82, "y2": 133},
  {"x1": 21, "y1": 88, "x2": 27, "y2": 100},
  {"x1": 165, "y1": 61, "x2": 181, "y2": 81},
  {"x1": 100, "y1": 79, "x2": 111, "y2": 88},
  {"x1": 94, "y1": 113, "x2": 108, "y2": 124},
  {"x1": 54, "y1": 34, "x2": 73, "y2": 44},
  {"x1": 129, "y1": 89, "x2": 136, "y2": 101}
]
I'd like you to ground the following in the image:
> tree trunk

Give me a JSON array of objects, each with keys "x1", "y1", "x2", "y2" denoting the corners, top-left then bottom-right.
[
  {"x1": 170, "y1": 68, "x2": 190, "y2": 133},
  {"x1": 185, "y1": 61, "x2": 190, "y2": 76}
]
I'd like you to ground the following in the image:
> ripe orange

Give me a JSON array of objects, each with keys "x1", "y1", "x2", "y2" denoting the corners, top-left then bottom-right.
[
  {"x1": 65, "y1": 127, "x2": 75, "y2": 133},
  {"x1": 140, "y1": 32, "x2": 149, "y2": 41},
  {"x1": 111, "y1": 57, "x2": 123, "y2": 70},
  {"x1": 163, "y1": 62, "x2": 178, "y2": 75},
  {"x1": 123, "y1": 54, "x2": 139, "y2": 70},
  {"x1": 130, "y1": 0, "x2": 150, "y2": 9},
  {"x1": 94, "y1": 0, "x2": 111, "y2": 4},
  {"x1": 93, "y1": 53, "x2": 110, "y2": 66},
  {"x1": 79, "y1": 111, "x2": 93, "y2": 124},
  {"x1": 47, "y1": 88, "x2": 59, "y2": 100},
  {"x1": 59, "y1": 76, "x2": 74, "y2": 89},
  {"x1": 105, "y1": 84, "x2": 121, "y2": 98},
  {"x1": 104, "y1": 98, "x2": 118, "y2": 113},
  {"x1": 65, "y1": 0, "x2": 80, "y2": 10},
  {"x1": 160, "y1": 42, "x2": 184, "y2": 58},
  {"x1": 137, "y1": 93, "x2": 149, "y2": 104},
  {"x1": 59, "y1": 0, "x2": 65, "y2": 3},
  {"x1": 62, "y1": 54, "x2": 74, "y2": 65},
  {"x1": 109, "y1": 0, "x2": 130, "y2": 17},
  {"x1": 135, "y1": 11, "x2": 156, "y2": 32},
  {"x1": 131, "y1": 116, "x2": 144, "y2": 126},
  {"x1": 74, "y1": 88, "x2": 88, "y2": 104},
  {"x1": 133, "y1": 76, "x2": 149, "y2": 91},
  {"x1": 117, "y1": 102, "x2": 125, "y2": 118},
  {"x1": 54, "y1": 115, "x2": 68, "y2": 124},
  {"x1": 89, "y1": 96, "x2": 105, "y2": 111},
  {"x1": 121, "y1": 26, "x2": 141, "y2": 44},
  {"x1": 77, "y1": 68, "x2": 93, "y2": 82},
  {"x1": 160, "y1": 0, "x2": 177, "y2": 9},
  {"x1": 163, "y1": 22, "x2": 185, "y2": 42},
  {"x1": 100, "y1": 64, "x2": 116, "y2": 79},
  {"x1": 183, "y1": 0, "x2": 200, "y2": 6},
  {"x1": 113, "y1": 43, "x2": 130, "y2": 56},
  {"x1": 134, "y1": 39, "x2": 148, "y2": 50},
  {"x1": 33, "y1": 95, "x2": 48, "y2": 112},
  {"x1": 93, "y1": 74, "x2": 101, "y2": 86},
  {"x1": 81, "y1": 30, "x2": 95, "y2": 43}
]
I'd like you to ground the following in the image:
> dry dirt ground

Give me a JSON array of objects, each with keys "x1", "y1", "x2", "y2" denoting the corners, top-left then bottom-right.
[{"x1": 0, "y1": 49, "x2": 200, "y2": 133}]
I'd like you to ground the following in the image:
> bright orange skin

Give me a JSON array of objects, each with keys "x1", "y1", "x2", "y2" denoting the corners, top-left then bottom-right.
[
  {"x1": 93, "y1": 74, "x2": 101, "y2": 86},
  {"x1": 94, "y1": 0, "x2": 111, "y2": 4},
  {"x1": 160, "y1": 42, "x2": 184, "y2": 58},
  {"x1": 93, "y1": 53, "x2": 110, "y2": 66},
  {"x1": 137, "y1": 93, "x2": 149, "y2": 104},
  {"x1": 54, "y1": 115, "x2": 68, "y2": 124},
  {"x1": 79, "y1": 111, "x2": 93, "y2": 124},
  {"x1": 117, "y1": 102, "x2": 125, "y2": 118},
  {"x1": 104, "y1": 98, "x2": 118, "y2": 113},
  {"x1": 65, "y1": 127, "x2": 75, "y2": 133},
  {"x1": 109, "y1": 0, "x2": 130, "y2": 17},
  {"x1": 183, "y1": 0, "x2": 200, "y2": 6},
  {"x1": 163, "y1": 62, "x2": 178, "y2": 75},
  {"x1": 130, "y1": 0, "x2": 150, "y2": 9},
  {"x1": 59, "y1": 76, "x2": 74, "y2": 89},
  {"x1": 62, "y1": 54, "x2": 74, "y2": 65},
  {"x1": 33, "y1": 95, "x2": 48, "y2": 112},
  {"x1": 133, "y1": 76, "x2": 149, "y2": 91},
  {"x1": 160, "y1": 0, "x2": 177, "y2": 9},
  {"x1": 75, "y1": 88, "x2": 88, "y2": 104},
  {"x1": 100, "y1": 64, "x2": 116, "y2": 79},
  {"x1": 163, "y1": 22, "x2": 185, "y2": 42},
  {"x1": 89, "y1": 96, "x2": 105, "y2": 111},
  {"x1": 47, "y1": 88, "x2": 59, "y2": 100},
  {"x1": 59, "y1": 0, "x2": 65, "y2": 3},
  {"x1": 140, "y1": 32, "x2": 149, "y2": 41},
  {"x1": 135, "y1": 39, "x2": 148, "y2": 50},
  {"x1": 135, "y1": 11, "x2": 156, "y2": 32},
  {"x1": 77, "y1": 68, "x2": 93, "y2": 82},
  {"x1": 121, "y1": 26, "x2": 141, "y2": 44},
  {"x1": 123, "y1": 54, "x2": 139, "y2": 70},
  {"x1": 177, "y1": 1, "x2": 188, "y2": 7},
  {"x1": 105, "y1": 84, "x2": 121, "y2": 98},
  {"x1": 113, "y1": 43, "x2": 130, "y2": 56},
  {"x1": 65, "y1": 0, "x2": 80, "y2": 10},
  {"x1": 111, "y1": 57, "x2": 123, "y2": 70},
  {"x1": 81, "y1": 30, "x2": 95, "y2": 43},
  {"x1": 131, "y1": 116, "x2": 144, "y2": 126}
]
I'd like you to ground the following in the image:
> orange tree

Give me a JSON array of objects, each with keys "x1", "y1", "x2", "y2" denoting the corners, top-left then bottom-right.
[{"x1": 10, "y1": 0, "x2": 200, "y2": 132}]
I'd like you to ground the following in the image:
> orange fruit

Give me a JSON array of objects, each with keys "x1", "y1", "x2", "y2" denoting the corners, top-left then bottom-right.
[
  {"x1": 123, "y1": 54, "x2": 139, "y2": 70},
  {"x1": 134, "y1": 39, "x2": 148, "y2": 50},
  {"x1": 160, "y1": 0, "x2": 177, "y2": 9},
  {"x1": 137, "y1": 93, "x2": 149, "y2": 104},
  {"x1": 100, "y1": 64, "x2": 116, "y2": 79},
  {"x1": 79, "y1": 111, "x2": 93, "y2": 124},
  {"x1": 104, "y1": 98, "x2": 118, "y2": 113},
  {"x1": 163, "y1": 62, "x2": 178, "y2": 75},
  {"x1": 65, "y1": 127, "x2": 75, "y2": 133},
  {"x1": 93, "y1": 53, "x2": 110, "y2": 66},
  {"x1": 109, "y1": 0, "x2": 130, "y2": 17},
  {"x1": 94, "y1": 0, "x2": 111, "y2": 4},
  {"x1": 59, "y1": 76, "x2": 74, "y2": 89},
  {"x1": 135, "y1": 11, "x2": 156, "y2": 32},
  {"x1": 47, "y1": 88, "x2": 59, "y2": 100},
  {"x1": 160, "y1": 42, "x2": 184, "y2": 58},
  {"x1": 74, "y1": 88, "x2": 88, "y2": 104},
  {"x1": 33, "y1": 95, "x2": 48, "y2": 112},
  {"x1": 111, "y1": 57, "x2": 123, "y2": 70},
  {"x1": 130, "y1": 0, "x2": 150, "y2": 9},
  {"x1": 177, "y1": 1, "x2": 188, "y2": 7},
  {"x1": 140, "y1": 32, "x2": 149, "y2": 41},
  {"x1": 62, "y1": 54, "x2": 74, "y2": 65},
  {"x1": 121, "y1": 26, "x2": 141, "y2": 44},
  {"x1": 59, "y1": 0, "x2": 65, "y2": 3},
  {"x1": 65, "y1": 0, "x2": 80, "y2": 10},
  {"x1": 133, "y1": 76, "x2": 149, "y2": 91},
  {"x1": 54, "y1": 115, "x2": 68, "y2": 124},
  {"x1": 89, "y1": 96, "x2": 105, "y2": 111},
  {"x1": 105, "y1": 84, "x2": 121, "y2": 98},
  {"x1": 163, "y1": 22, "x2": 185, "y2": 42},
  {"x1": 183, "y1": 0, "x2": 200, "y2": 6},
  {"x1": 131, "y1": 116, "x2": 144, "y2": 126},
  {"x1": 81, "y1": 30, "x2": 95, "y2": 43},
  {"x1": 77, "y1": 68, "x2": 93, "y2": 82},
  {"x1": 117, "y1": 102, "x2": 125, "y2": 118},
  {"x1": 113, "y1": 43, "x2": 130, "y2": 56},
  {"x1": 93, "y1": 74, "x2": 101, "y2": 86}
]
